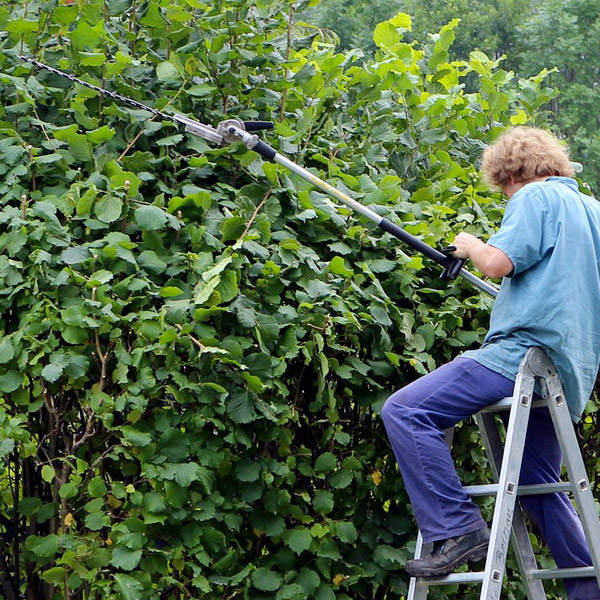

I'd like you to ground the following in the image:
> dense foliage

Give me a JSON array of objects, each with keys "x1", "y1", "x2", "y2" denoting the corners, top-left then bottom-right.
[{"x1": 0, "y1": 0, "x2": 566, "y2": 599}]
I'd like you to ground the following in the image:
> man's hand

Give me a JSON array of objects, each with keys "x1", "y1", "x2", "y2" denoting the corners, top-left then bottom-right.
[
  {"x1": 452, "y1": 232, "x2": 514, "y2": 278},
  {"x1": 452, "y1": 232, "x2": 482, "y2": 259}
]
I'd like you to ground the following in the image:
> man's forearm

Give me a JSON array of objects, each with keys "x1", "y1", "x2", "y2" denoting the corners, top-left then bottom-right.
[{"x1": 453, "y1": 232, "x2": 513, "y2": 278}]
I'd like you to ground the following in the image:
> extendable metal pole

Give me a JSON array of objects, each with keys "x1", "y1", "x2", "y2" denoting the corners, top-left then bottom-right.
[{"x1": 232, "y1": 128, "x2": 499, "y2": 298}]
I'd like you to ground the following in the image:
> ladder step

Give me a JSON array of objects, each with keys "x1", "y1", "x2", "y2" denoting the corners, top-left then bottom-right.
[
  {"x1": 465, "y1": 482, "x2": 571, "y2": 496},
  {"x1": 415, "y1": 571, "x2": 485, "y2": 586},
  {"x1": 413, "y1": 566, "x2": 596, "y2": 587},
  {"x1": 482, "y1": 397, "x2": 547, "y2": 412},
  {"x1": 528, "y1": 566, "x2": 597, "y2": 580}
]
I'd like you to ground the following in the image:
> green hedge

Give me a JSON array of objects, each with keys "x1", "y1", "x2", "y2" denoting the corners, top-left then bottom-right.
[{"x1": 0, "y1": 0, "x2": 562, "y2": 598}]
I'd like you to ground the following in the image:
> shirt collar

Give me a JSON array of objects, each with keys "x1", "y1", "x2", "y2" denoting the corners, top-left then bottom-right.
[{"x1": 546, "y1": 176, "x2": 580, "y2": 192}]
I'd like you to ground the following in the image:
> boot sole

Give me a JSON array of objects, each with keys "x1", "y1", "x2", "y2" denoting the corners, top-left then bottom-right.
[{"x1": 406, "y1": 542, "x2": 489, "y2": 578}]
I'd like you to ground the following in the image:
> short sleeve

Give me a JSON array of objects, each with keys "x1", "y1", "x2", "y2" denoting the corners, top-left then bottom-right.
[{"x1": 487, "y1": 188, "x2": 549, "y2": 276}]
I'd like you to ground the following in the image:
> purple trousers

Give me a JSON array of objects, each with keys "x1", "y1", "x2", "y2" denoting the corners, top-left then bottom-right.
[{"x1": 381, "y1": 357, "x2": 600, "y2": 600}]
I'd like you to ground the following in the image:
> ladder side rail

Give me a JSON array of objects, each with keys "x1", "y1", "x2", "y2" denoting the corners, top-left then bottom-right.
[
  {"x1": 480, "y1": 355, "x2": 536, "y2": 600},
  {"x1": 475, "y1": 411, "x2": 547, "y2": 600},
  {"x1": 407, "y1": 532, "x2": 432, "y2": 600},
  {"x1": 534, "y1": 350, "x2": 600, "y2": 589},
  {"x1": 407, "y1": 427, "x2": 456, "y2": 600}
]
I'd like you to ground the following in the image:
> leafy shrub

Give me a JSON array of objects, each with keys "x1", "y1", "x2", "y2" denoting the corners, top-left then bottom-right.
[{"x1": 0, "y1": 0, "x2": 557, "y2": 598}]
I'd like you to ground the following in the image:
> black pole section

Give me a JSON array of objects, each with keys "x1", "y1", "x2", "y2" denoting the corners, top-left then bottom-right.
[
  {"x1": 244, "y1": 121, "x2": 275, "y2": 132},
  {"x1": 379, "y1": 218, "x2": 452, "y2": 267}
]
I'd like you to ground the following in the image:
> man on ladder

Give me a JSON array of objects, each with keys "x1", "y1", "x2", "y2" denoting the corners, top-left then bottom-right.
[{"x1": 381, "y1": 126, "x2": 600, "y2": 600}]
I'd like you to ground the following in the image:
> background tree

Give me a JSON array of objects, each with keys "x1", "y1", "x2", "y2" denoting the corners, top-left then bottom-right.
[
  {"x1": 303, "y1": 0, "x2": 600, "y2": 189},
  {"x1": 300, "y1": 0, "x2": 403, "y2": 56},
  {"x1": 517, "y1": 0, "x2": 600, "y2": 189}
]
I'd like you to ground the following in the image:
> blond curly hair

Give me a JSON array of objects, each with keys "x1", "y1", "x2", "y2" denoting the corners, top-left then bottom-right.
[{"x1": 481, "y1": 126, "x2": 574, "y2": 190}]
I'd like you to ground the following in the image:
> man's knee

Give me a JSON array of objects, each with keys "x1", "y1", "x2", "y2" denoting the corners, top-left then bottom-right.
[{"x1": 381, "y1": 391, "x2": 410, "y2": 429}]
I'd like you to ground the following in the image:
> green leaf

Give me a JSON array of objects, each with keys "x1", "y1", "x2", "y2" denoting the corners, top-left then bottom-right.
[
  {"x1": 286, "y1": 529, "x2": 312, "y2": 555},
  {"x1": 7, "y1": 17, "x2": 39, "y2": 34},
  {"x1": 79, "y1": 52, "x2": 107, "y2": 67},
  {"x1": 61, "y1": 246, "x2": 91, "y2": 264},
  {"x1": 329, "y1": 256, "x2": 353, "y2": 277},
  {"x1": 313, "y1": 490, "x2": 334, "y2": 515},
  {"x1": 25, "y1": 534, "x2": 59, "y2": 558},
  {"x1": 114, "y1": 573, "x2": 144, "y2": 600},
  {"x1": 160, "y1": 286, "x2": 183, "y2": 298},
  {"x1": 314, "y1": 452, "x2": 336, "y2": 474},
  {"x1": 95, "y1": 195, "x2": 123, "y2": 223},
  {"x1": 235, "y1": 458, "x2": 261, "y2": 482},
  {"x1": 85, "y1": 511, "x2": 107, "y2": 531},
  {"x1": 135, "y1": 205, "x2": 168, "y2": 231},
  {"x1": 374, "y1": 544, "x2": 406, "y2": 568},
  {"x1": 227, "y1": 390, "x2": 257, "y2": 424},
  {"x1": 18, "y1": 496, "x2": 41, "y2": 517},
  {"x1": 186, "y1": 83, "x2": 215, "y2": 97},
  {"x1": 62, "y1": 305, "x2": 87, "y2": 327},
  {"x1": 252, "y1": 568, "x2": 283, "y2": 592},
  {"x1": 69, "y1": 134, "x2": 93, "y2": 162},
  {"x1": 220, "y1": 216, "x2": 246, "y2": 242},
  {"x1": 0, "y1": 340, "x2": 15, "y2": 364},
  {"x1": 0, "y1": 370, "x2": 23, "y2": 393},
  {"x1": 86, "y1": 125, "x2": 116, "y2": 144},
  {"x1": 162, "y1": 463, "x2": 200, "y2": 487},
  {"x1": 202, "y1": 256, "x2": 233, "y2": 282},
  {"x1": 42, "y1": 363, "x2": 64, "y2": 383},
  {"x1": 156, "y1": 134, "x2": 184, "y2": 147},
  {"x1": 59, "y1": 482, "x2": 79, "y2": 499},
  {"x1": 42, "y1": 567, "x2": 66, "y2": 584},
  {"x1": 41, "y1": 465, "x2": 55, "y2": 483},
  {"x1": 143, "y1": 492, "x2": 166, "y2": 513},
  {"x1": 328, "y1": 469, "x2": 353, "y2": 489},
  {"x1": 389, "y1": 12, "x2": 412, "y2": 31},
  {"x1": 111, "y1": 547, "x2": 143, "y2": 571},
  {"x1": 316, "y1": 585, "x2": 336, "y2": 600},
  {"x1": 373, "y1": 21, "x2": 400, "y2": 49},
  {"x1": 138, "y1": 250, "x2": 167, "y2": 274},
  {"x1": 334, "y1": 521, "x2": 358, "y2": 543},
  {"x1": 88, "y1": 477, "x2": 108, "y2": 498},
  {"x1": 70, "y1": 20, "x2": 103, "y2": 50},
  {"x1": 156, "y1": 60, "x2": 183, "y2": 84},
  {"x1": 121, "y1": 426, "x2": 152, "y2": 447},
  {"x1": 296, "y1": 569, "x2": 321, "y2": 595},
  {"x1": 0, "y1": 439, "x2": 14, "y2": 459}
]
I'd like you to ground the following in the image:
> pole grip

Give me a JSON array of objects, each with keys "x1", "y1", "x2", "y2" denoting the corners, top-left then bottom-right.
[
  {"x1": 378, "y1": 219, "x2": 466, "y2": 281},
  {"x1": 244, "y1": 121, "x2": 275, "y2": 132}
]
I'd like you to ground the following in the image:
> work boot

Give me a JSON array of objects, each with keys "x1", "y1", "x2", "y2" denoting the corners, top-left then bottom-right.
[{"x1": 405, "y1": 527, "x2": 490, "y2": 577}]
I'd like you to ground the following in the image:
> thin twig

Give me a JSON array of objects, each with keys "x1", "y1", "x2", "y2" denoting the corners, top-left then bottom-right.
[
  {"x1": 31, "y1": 104, "x2": 55, "y2": 148},
  {"x1": 176, "y1": 324, "x2": 206, "y2": 351},
  {"x1": 236, "y1": 189, "x2": 272, "y2": 243}
]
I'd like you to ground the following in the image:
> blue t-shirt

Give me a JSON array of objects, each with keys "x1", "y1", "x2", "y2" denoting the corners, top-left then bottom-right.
[{"x1": 462, "y1": 177, "x2": 600, "y2": 421}]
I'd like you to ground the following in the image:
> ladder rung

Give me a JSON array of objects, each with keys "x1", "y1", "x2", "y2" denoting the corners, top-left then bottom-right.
[
  {"x1": 465, "y1": 482, "x2": 572, "y2": 496},
  {"x1": 528, "y1": 566, "x2": 597, "y2": 580},
  {"x1": 415, "y1": 566, "x2": 596, "y2": 587},
  {"x1": 481, "y1": 397, "x2": 547, "y2": 412},
  {"x1": 416, "y1": 571, "x2": 485, "y2": 585}
]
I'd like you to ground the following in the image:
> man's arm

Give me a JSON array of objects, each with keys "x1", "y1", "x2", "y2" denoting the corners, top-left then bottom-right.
[{"x1": 452, "y1": 232, "x2": 514, "y2": 279}]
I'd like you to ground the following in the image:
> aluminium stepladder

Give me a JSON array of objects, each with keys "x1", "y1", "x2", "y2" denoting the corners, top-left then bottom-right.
[{"x1": 407, "y1": 347, "x2": 600, "y2": 600}]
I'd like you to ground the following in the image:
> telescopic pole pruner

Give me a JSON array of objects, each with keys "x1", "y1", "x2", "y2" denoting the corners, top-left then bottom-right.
[{"x1": 18, "y1": 55, "x2": 498, "y2": 298}]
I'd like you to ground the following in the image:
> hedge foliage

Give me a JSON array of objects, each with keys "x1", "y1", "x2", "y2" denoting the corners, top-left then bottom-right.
[{"x1": 0, "y1": 0, "x2": 563, "y2": 599}]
